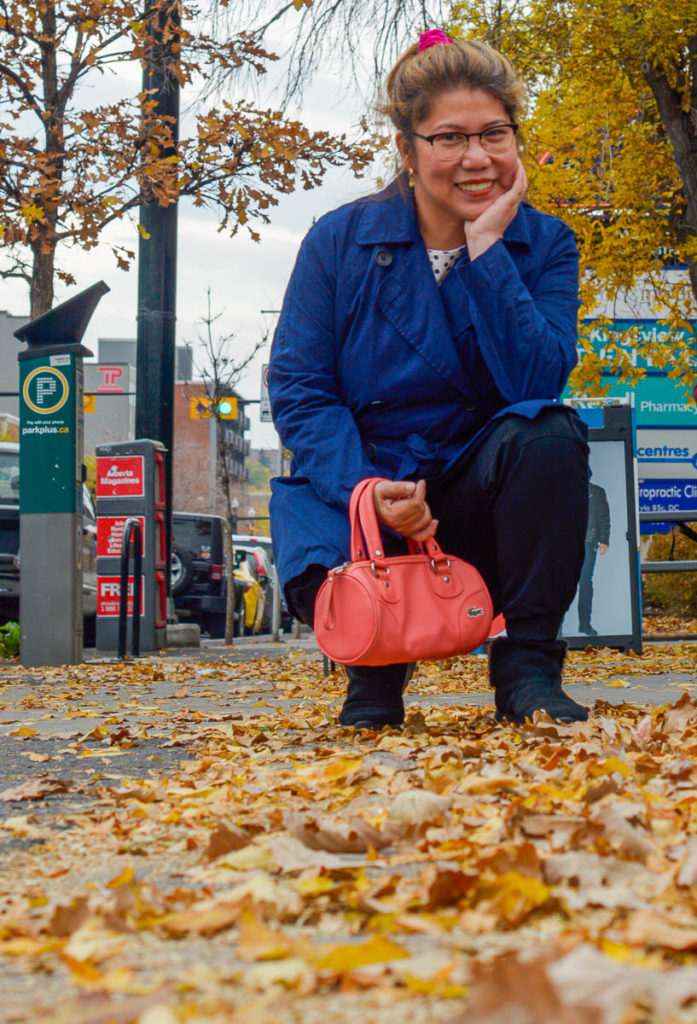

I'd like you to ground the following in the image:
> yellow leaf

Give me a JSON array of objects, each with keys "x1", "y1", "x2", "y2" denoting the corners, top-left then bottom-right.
[
  {"x1": 138, "y1": 224, "x2": 151, "y2": 239},
  {"x1": 404, "y1": 975, "x2": 467, "y2": 997},
  {"x1": 589, "y1": 756, "x2": 632, "y2": 778},
  {"x1": 322, "y1": 756, "x2": 364, "y2": 783},
  {"x1": 607, "y1": 679, "x2": 630, "y2": 688},
  {"x1": 245, "y1": 958, "x2": 314, "y2": 990},
  {"x1": 601, "y1": 939, "x2": 637, "y2": 963},
  {"x1": 10, "y1": 727, "x2": 38, "y2": 737},
  {"x1": 316, "y1": 934, "x2": 410, "y2": 972},
  {"x1": 237, "y1": 911, "x2": 295, "y2": 962},
  {"x1": 220, "y1": 844, "x2": 274, "y2": 871},
  {"x1": 295, "y1": 875, "x2": 336, "y2": 897},
  {"x1": 0, "y1": 937, "x2": 63, "y2": 956},
  {"x1": 21, "y1": 202, "x2": 43, "y2": 224},
  {"x1": 106, "y1": 864, "x2": 135, "y2": 889}
]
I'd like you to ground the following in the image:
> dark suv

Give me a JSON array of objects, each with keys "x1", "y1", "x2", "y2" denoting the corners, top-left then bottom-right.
[{"x1": 171, "y1": 512, "x2": 245, "y2": 638}]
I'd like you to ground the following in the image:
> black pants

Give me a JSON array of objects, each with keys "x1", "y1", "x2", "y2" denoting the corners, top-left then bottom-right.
[
  {"x1": 285, "y1": 408, "x2": 589, "y2": 644},
  {"x1": 577, "y1": 542, "x2": 598, "y2": 629}
]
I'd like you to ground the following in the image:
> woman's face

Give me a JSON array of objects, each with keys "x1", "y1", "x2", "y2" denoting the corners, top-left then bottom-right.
[{"x1": 397, "y1": 87, "x2": 519, "y2": 246}]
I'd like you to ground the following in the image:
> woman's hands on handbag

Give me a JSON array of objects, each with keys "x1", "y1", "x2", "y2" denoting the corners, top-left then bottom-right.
[{"x1": 373, "y1": 478, "x2": 438, "y2": 542}]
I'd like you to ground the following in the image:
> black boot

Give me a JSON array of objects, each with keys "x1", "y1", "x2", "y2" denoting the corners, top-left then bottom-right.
[
  {"x1": 338, "y1": 662, "x2": 414, "y2": 729},
  {"x1": 489, "y1": 637, "x2": 588, "y2": 724}
]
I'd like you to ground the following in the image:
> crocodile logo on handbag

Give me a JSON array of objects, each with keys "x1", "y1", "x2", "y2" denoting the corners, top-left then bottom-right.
[{"x1": 467, "y1": 607, "x2": 485, "y2": 617}]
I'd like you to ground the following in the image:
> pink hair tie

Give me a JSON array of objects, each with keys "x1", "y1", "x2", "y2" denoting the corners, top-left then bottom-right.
[{"x1": 418, "y1": 29, "x2": 453, "y2": 51}]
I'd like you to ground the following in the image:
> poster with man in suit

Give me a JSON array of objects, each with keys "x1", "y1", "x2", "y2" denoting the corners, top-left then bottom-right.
[{"x1": 577, "y1": 482, "x2": 610, "y2": 636}]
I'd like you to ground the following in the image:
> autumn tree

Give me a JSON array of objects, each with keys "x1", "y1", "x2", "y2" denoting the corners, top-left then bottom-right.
[
  {"x1": 450, "y1": 0, "x2": 697, "y2": 393},
  {"x1": 0, "y1": 0, "x2": 373, "y2": 317}
]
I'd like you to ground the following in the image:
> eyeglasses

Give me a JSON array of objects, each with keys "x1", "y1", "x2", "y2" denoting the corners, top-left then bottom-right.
[{"x1": 410, "y1": 123, "x2": 518, "y2": 161}]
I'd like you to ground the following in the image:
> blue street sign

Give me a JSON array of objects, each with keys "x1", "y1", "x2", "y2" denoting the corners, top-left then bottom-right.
[
  {"x1": 602, "y1": 376, "x2": 697, "y2": 427},
  {"x1": 639, "y1": 478, "x2": 697, "y2": 514},
  {"x1": 636, "y1": 430, "x2": 697, "y2": 477},
  {"x1": 581, "y1": 318, "x2": 696, "y2": 370}
]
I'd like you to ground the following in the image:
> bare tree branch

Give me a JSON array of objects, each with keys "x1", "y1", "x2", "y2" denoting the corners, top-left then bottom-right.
[{"x1": 202, "y1": 0, "x2": 447, "y2": 105}]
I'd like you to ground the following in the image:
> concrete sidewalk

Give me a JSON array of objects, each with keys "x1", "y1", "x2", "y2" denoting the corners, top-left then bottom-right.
[
  {"x1": 2, "y1": 632, "x2": 695, "y2": 717},
  {"x1": 0, "y1": 634, "x2": 694, "y2": 793}
]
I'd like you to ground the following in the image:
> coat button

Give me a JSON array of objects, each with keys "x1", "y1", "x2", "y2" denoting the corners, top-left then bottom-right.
[{"x1": 374, "y1": 249, "x2": 393, "y2": 267}]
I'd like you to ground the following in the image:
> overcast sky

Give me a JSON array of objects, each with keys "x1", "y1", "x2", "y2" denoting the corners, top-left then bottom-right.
[{"x1": 1, "y1": 52, "x2": 385, "y2": 449}]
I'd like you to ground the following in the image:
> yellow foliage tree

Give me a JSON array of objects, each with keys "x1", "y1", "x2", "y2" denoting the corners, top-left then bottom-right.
[{"x1": 451, "y1": 0, "x2": 697, "y2": 395}]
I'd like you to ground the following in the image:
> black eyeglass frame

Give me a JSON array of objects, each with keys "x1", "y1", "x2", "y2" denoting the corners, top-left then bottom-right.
[{"x1": 409, "y1": 123, "x2": 519, "y2": 158}]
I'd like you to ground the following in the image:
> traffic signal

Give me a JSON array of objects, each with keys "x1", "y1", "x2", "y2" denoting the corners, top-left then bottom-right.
[
  {"x1": 217, "y1": 397, "x2": 238, "y2": 419},
  {"x1": 189, "y1": 396, "x2": 238, "y2": 419}
]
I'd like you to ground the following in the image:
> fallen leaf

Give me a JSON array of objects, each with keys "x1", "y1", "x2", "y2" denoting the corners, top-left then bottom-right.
[
  {"x1": 388, "y1": 789, "x2": 452, "y2": 825},
  {"x1": 0, "y1": 777, "x2": 73, "y2": 801},
  {"x1": 316, "y1": 934, "x2": 410, "y2": 972}
]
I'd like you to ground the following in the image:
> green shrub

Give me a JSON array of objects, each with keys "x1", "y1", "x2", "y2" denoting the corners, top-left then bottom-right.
[
  {"x1": 642, "y1": 527, "x2": 697, "y2": 615},
  {"x1": 0, "y1": 620, "x2": 19, "y2": 659}
]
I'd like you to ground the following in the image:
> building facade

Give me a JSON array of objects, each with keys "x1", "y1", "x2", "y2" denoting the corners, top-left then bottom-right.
[{"x1": 172, "y1": 380, "x2": 250, "y2": 514}]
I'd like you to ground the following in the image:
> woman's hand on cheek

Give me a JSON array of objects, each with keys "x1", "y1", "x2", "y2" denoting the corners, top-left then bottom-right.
[
  {"x1": 373, "y1": 478, "x2": 438, "y2": 542},
  {"x1": 465, "y1": 159, "x2": 527, "y2": 260}
]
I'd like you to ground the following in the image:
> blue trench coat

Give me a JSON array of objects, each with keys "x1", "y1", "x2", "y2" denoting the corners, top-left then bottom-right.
[{"x1": 268, "y1": 180, "x2": 579, "y2": 590}]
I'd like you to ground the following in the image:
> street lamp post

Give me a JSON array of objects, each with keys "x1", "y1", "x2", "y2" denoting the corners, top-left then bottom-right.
[{"x1": 135, "y1": 0, "x2": 181, "y2": 603}]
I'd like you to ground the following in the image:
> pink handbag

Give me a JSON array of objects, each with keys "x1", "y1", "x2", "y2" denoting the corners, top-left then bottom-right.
[{"x1": 314, "y1": 477, "x2": 494, "y2": 666}]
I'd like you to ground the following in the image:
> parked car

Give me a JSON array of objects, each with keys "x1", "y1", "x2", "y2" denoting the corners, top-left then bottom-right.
[
  {"x1": 171, "y1": 512, "x2": 254, "y2": 638},
  {"x1": 233, "y1": 533, "x2": 293, "y2": 632},
  {"x1": 233, "y1": 541, "x2": 274, "y2": 632},
  {"x1": 0, "y1": 441, "x2": 98, "y2": 644}
]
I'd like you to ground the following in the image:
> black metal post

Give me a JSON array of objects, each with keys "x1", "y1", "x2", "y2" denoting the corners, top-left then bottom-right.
[
  {"x1": 135, "y1": 0, "x2": 180, "y2": 597},
  {"x1": 118, "y1": 518, "x2": 143, "y2": 659}
]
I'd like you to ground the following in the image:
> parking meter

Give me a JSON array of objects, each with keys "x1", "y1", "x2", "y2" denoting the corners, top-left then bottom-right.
[
  {"x1": 15, "y1": 282, "x2": 109, "y2": 666},
  {"x1": 95, "y1": 438, "x2": 168, "y2": 653}
]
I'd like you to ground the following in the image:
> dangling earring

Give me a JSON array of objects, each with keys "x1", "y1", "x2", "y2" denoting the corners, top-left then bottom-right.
[{"x1": 408, "y1": 168, "x2": 415, "y2": 188}]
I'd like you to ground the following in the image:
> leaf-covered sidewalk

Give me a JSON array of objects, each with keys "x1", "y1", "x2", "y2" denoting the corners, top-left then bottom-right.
[{"x1": 1, "y1": 641, "x2": 697, "y2": 1023}]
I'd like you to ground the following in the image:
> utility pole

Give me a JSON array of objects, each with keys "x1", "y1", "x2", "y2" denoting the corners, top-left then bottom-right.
[{"x1": 135, "y1": 0, "x2": 180, "y2": 589}]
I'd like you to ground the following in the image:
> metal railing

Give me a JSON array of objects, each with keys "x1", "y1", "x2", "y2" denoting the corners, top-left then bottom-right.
[
  {"x1": 640, "y1": 511, "x2": 697, "y2": 573},
  {"x1": 118, "y1": 517, "x2": 143, "y2": 659}
]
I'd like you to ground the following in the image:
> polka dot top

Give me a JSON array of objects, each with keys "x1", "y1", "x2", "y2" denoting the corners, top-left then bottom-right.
[{"x1": 427, "y1": 245, "x2": 466, "y2": 284}]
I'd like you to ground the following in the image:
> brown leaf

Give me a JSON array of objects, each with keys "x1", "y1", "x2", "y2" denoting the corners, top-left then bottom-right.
[
  {"x1": 426, "y1": 867, "x2": 477, "y2": 909},
  {"x1": 266, "y1": 834, "x2": 356, "y2": 871},
  {"x1": 517, "y1": 811, "x2": 585, "y2": 844},
  {"x1": 204, "y1": 822, "x2": 251, "y2": 861},
  {"x1": 625, "y1": 910, "x2": 697, "y2": 950},
  {"x1": 48, "y1": 897, "x2": 91, "y2": 937},
  {"x1": 0, "y1": 777, "x2": 73, "y2": 801},
  {"x1": 450, "y1": 950, "x2": 596, "y2": 1023},
  {"x1": 592, "y1": 803, "x2": 656, "y2": 861},
  {"x1": 160, "y1": 900, "x2": 241, "y2": 937},
  {"x1": 677, "y1": 838, "x2": 697, "y2": 888},
  {"x1": 283, "y1": 809, "x2": 398, "y2": 853}
]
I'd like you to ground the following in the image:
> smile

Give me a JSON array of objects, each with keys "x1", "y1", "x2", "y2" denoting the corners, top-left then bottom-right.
[{"x1": 456, "y1": 181, "x2": 494, "y2": 193}]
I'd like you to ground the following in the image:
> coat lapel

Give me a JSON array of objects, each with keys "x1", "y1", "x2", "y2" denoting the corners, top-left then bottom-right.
[
  {"x1": 356, "y1": 182, "x2": 470, "y2": 398},
  {"x1": 375, "y1": 242, "x2": 470, "y2": 396}
]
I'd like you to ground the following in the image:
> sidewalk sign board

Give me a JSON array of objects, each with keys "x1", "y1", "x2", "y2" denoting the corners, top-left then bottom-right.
[{"x1": 561, "y1": 401, "x2": 642, "y2": 653}]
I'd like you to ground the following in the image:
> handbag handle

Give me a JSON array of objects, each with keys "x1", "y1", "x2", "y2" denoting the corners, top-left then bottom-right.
[
  {"x1": 349, "y1": 477, "x2": 382, "y2": 560},
  {"x1": 349, "y1": 477, "x2": 448, "y2": 564}
]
